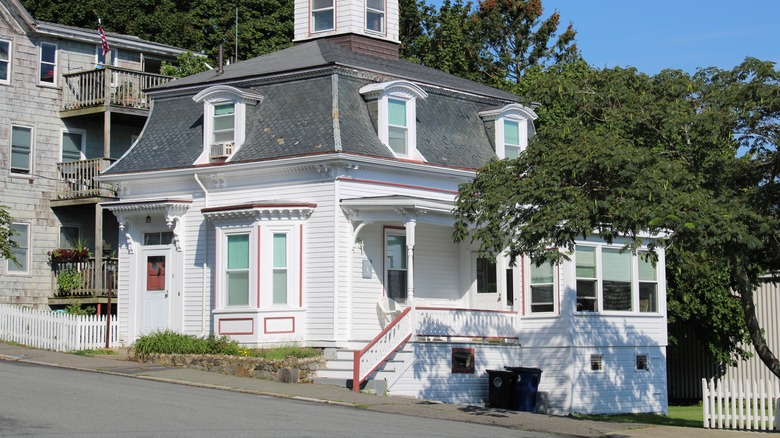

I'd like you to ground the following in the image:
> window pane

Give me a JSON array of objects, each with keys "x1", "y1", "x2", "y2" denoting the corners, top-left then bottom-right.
[
  {"x1": 602, "y1": 248, "x2": 631, "y2": 282},
  {"x1": 9, "y1": 224, "x2": 28, "y2": 272},
  {"x1": 386, "y1": 235, "x2": 406, "y2": 269},
  {"x1": 388, "y1": 126, "x2": 407, "y2": 154},
  {"x1": 60, "y1": 226, "x2": 80, "y2": 248},
  {"x1": 575, "y1": 246, "x2": 596, "y2": 278},
  {"x1": 367, "y1": 0, "x2": 384, "y2": 10},
  {"x1": 227, "y1": 234, "x2": 249, "y2": 269},
  {"x1": 313, "y1": 10, "x2": 334, "y2": 31},
  {"x1": 387, "y1": 270, "x2": 407, "y2": 301},
  {"x1": 41, "y1": 44, "x2": 56, "y2": 63},
  {"x1": 273, "y1": 234, "x2": 287, "y2": 268},
  {"x1": 0, "y1": 41, "x2": 8, "y2": 61},
  {"x1": 476, "y1": 257, "x2": 497, "y2": 293},
  {"x1": 227, "y1": 271, "x2": 249, "y2": 306},
  {"x1": 214, "y1": 104, "x2": 234, "y2": 116},
  {"x1": 603, "y1": 280, "x2": 631, "y2": 311},
  {"x1": 62, "y1": 132, "x2": 82, "y2": 162},
  {"x1": 213, "y1": 116, "x2": 235, "y2": 131},
  {"x1": 313, "y1": 0, "x2": 332, "y2": 9},
  {"x1": 273, "y1": 270, "x2": 287, "y2": 305},
  {"x1": 213, "y1": 131, "x2": 235, "y2": 143},
  {"x1": 576, "y1": 279, "x2": 597, "y2": 312},
  {"x1": 531, "y1": 262, "x2": 553, "y2": 284},
  {"x1": 504, "y1": 120, "x2": 519, "y2": 146},
  {"x1": 639, "y1": 283, "x2": 657, "y2": 312},
  {"x1": 144, "y1": 233, "x2": 161, "y2": 246},
  {"x1": 505, "y1": 145, "x2": 521, "y2": 159},
  {"x1": 388, "y1": 99, "x2": 406, "y2": 127},
  {"x1": 11, "y1": 126, "x2": 31, "y2": 172},
  {"x1": 638, "y1": 253, "x2": 656, "y2": 281},
  {"x1": 366, "y1": 11, "x2": 383, "y2": 32}
]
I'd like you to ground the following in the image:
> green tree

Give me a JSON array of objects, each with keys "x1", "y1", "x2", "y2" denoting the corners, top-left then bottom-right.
[
  {"x1": 0, "y1": 206, "x2": 18, "y2": 265},
  {"x1": 399, "y1": 0, "x2": 578, "y2": 87},
  {"x1": 160, "y1": 52, "x2": 211, "y2": 78},
  {"x1": 454, "y1": 59, "x2": 780, "y2": 377}
]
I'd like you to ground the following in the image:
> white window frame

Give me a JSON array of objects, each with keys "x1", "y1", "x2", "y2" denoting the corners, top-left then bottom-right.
[
  {"x1": 39, "y1": 42, "x2": 58, "y2": 87},
  {"x1": 60, "y1": 128, "x2": 87, "y2": 162},
  {"x1": 575, "y1": 243, "x2": 661, "y2": 314},
  {"x1": 0, "y1": 38, "x2": 11, "y2": 85},
  {"x1": 311, "y1": 0, "x2": 335, "y2": 33},
  {"x1": 192, "y1": 85, "x2": 264, "y2": 163},
  {"x1": 7, "y1": 222, "x2": 30, "y2": 275},
  {"x1": 10, "y1": 125, "x2": 33, "y2": 175},
  {"x1": 365, "y1": 0, "x2": 385, "y2": 33},
  {"x1": 360, "y1": 81, "x2": 428, "y2": 161},
  {"x1": 260, "y1": 225, "x2": 299, "y2": 308},
  {"x1": 217, "y1": 226, "x2": 257, "y2": 309},
  {"x1": 525, "y1": 259, "x2": 558, "y2": 315},
  {"x1": 384, "y1": 228, "x2": 407, "y2": 303},
  {"x1": 479, "y1": 104, "x2": 538, "y2": 160}
]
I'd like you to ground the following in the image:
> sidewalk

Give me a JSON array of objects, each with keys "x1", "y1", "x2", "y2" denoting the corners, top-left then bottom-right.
[{"x1": 0, "y1": 342, "x2": 767, "y2": 438}]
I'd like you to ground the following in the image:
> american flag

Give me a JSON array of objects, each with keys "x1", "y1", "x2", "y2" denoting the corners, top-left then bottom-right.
[{"x1": 98, "y1": 19, "x2": 110, "y2": 56}]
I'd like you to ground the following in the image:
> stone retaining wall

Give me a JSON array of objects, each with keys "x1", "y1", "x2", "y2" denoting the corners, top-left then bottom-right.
[{"x1": 135, "y1": 353, "x2": 325, "y2": 383}]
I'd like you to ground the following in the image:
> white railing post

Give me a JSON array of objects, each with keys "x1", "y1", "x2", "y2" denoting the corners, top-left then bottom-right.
[{"x1": 703, "y1": 378, "x2": 710, "y2": 428}]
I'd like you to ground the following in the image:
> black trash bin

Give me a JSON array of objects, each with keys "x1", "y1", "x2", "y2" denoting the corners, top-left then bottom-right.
[
  {"x1": 505, "y1": 367, "x2": 542, "y2": 412},
  {"x1": 487, "y1": 369, "x2": 517, "y2": 409}
]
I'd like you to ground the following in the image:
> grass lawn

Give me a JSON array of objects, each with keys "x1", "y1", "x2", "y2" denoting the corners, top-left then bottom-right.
[{"x1": 575, "y1": 404, "x2": 703, "y2": 428}]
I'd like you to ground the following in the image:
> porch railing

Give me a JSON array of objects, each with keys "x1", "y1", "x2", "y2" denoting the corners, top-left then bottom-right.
[
  {"x1": 353, "y1": 307, "x2": 413, "y2": 392},
  {"x1": 62, "y1": 66, "x2": 172, "y2": 111},
  {"x1": 52, "y1": 258, "x2": 118, "y2": 299},
  {"x1": 56, "y1": 158, "x2": 116, "y2": 199},
  {"x1": 416, "y1": 307, "x2": 518, "y2": 341}
]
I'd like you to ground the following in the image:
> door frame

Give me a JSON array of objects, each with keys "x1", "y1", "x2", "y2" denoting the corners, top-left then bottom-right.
[{"x1": 136, "y1": 246, "x2": 174, "y2": 336}]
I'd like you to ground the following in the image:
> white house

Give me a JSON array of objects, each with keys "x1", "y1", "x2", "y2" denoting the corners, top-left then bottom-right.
[{"x1": 99, "y1": 0, "x2": 668, "y2": 415}]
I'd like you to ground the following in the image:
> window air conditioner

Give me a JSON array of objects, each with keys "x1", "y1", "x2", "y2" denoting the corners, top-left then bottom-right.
[{"x1": 210, "y1": 142, "x2": 234, "y2": 158}]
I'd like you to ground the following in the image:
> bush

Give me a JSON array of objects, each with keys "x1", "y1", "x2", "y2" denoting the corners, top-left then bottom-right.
[
  {"x1": 133, "y1": 331, "x2": 240, "y2": 357},
  {"x1": 56, "y1": 269, "x2": 82, "y2": 293},
  {"x1": 64, "y1": 301, "x2": 95, "y2": 315}
]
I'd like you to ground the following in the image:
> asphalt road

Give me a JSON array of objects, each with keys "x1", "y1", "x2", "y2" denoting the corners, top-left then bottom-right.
[{"x1": 0, "y1": 361, "x2": 562, "y2": 437}]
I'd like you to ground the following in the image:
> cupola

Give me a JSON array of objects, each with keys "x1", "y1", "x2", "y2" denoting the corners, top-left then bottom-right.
[{"x1": 293, "y1": 0, "x2": 400, "y2": 59}]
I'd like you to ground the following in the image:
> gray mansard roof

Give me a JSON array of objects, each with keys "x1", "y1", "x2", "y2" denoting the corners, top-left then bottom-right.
[{"x1": 106, "y1": 39, "x2": 519, "y2": 174}]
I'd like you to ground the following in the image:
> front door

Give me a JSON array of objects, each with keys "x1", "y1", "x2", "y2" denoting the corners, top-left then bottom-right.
[
  {"x1": 141, "y1": 250, "x2": 170, "y2": 334},
  {"x1": 472, "y1": 255, "x2": 502, "y2": 310}
]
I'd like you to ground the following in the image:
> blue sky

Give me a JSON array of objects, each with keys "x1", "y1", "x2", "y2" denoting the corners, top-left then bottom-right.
[{"x1": 538, "y1": 0, "x2": 780, "y2": 74}]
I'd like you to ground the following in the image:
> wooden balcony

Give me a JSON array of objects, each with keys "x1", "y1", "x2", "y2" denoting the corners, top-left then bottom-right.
[
  {"x1": 49, "y1": 258, "x2": 118, "y2": 304},
  {"x1": 61, "y1": 67, "x2": 173, "y2": 116},
  {"x1": 55, "y1": 158, "x2": 116, "y2": 201}
]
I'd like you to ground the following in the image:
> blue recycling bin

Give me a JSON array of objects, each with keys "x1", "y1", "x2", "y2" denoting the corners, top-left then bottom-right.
[{"x1": 505, "y1": 367, "x2": 542, "y2": 412}]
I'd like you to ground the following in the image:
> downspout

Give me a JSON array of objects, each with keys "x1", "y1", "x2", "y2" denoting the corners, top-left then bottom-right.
[{"x1": 194, "y1": 173, "x2": 210, "y2": 337}]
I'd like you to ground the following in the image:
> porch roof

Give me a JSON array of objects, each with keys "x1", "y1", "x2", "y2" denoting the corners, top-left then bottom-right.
[
  {"x1": 341, "y1": 195, "x2": 455, "y2": 223},
  {"x1": 202, "y1": 200, "x2": 317, "y2": 221}
]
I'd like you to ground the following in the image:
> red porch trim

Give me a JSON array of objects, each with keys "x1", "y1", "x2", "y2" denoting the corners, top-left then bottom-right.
[{"x1": 353, "y1": 306, "x2": 412, "y2": 392}]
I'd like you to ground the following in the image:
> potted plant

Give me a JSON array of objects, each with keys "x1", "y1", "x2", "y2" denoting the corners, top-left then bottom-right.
[{"x1": 48, "y1": 239, "x2": 91, "y2": 264}]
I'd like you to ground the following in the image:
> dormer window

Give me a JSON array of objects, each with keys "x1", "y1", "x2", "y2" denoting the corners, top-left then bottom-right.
[
  {"x1": 366, "y1": 0, "x2": 385, "y2": 33},
  {"x1": 480, "y1": 104, "x2": 538, "y2": 160},
  {"x1": 193, "y1": 85, "x2": 263, "y2": 163},
  {"x1": 360, "y1": 80, "x2": 428, "y2": 161},
  {"x1": 312, "y1": 0, "x2": 335, "y2": 32}
]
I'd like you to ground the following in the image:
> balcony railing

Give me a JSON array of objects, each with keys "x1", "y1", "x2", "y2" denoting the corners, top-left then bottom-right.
[
  {"x1": 62, "y1": 66, "x2": 173, "y2": 112},
  {"x1": 56, "y1": 158, "x2": 116, "y2": 200},
  {"x1": 51, "y1": 258, "x2": 118, "y2": 299}
]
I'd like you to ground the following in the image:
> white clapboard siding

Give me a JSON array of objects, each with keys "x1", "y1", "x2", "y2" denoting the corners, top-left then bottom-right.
[
  {"x1": 0, "y1": 304, "x2": 119, "y2": 351},
  {"x1": 703, "y1": 377, "x2": 780, "y2": 431}
]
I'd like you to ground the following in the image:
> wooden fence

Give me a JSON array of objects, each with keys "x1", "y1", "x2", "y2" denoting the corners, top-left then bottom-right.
[
  {"x1": 0, "y1": 304, "x2": 118, "y2": 352},
  {"x1": 702, "y1": 377, "x2": 780, "y2": 431}
]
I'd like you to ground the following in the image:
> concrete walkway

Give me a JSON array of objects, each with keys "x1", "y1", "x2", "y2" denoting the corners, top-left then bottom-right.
[{"x1": 0, "y1": 342, "x2": 767, "y2": 438}]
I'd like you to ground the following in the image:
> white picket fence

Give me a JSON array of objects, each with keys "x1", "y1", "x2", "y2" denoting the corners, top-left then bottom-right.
[
  {"x1": 0, "y1": 304, "x2": 118, "y2": 352},
  {"x1": 702, "y1": 377, "x2": 780, "y2": 431}
]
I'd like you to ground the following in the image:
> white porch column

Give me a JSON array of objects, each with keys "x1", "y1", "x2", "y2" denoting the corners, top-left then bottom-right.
[{"x1": 405, "y1": 219, "x2": 416, "y2": 339}]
